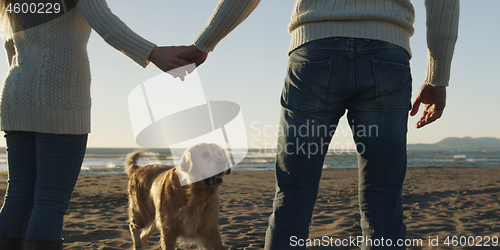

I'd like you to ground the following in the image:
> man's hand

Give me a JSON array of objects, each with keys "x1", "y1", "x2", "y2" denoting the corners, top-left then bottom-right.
[
  {"x1": 148, "y1": 46, "x2": 192, "y2": 79},
  {"x1": 410, "y1": 83, "x2": 447, "y2": 129},
  {"x1": 176, "y1": 45, "x2": 208, "y2": 69}
]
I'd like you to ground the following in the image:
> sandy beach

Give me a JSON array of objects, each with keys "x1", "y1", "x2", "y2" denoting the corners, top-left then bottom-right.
[{"x1": 1, "y1": 167, "x2": 500, "y2": 250}]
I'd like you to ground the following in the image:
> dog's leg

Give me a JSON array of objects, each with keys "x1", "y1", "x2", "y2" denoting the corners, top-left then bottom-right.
[
  {"x1": 159, "y1": 231, "x2": 177, "y2": 250},
  {"x1": 158, "y1": 219, "x2": 177, "y2": 250},
  {"x1": 199, "y1": 230, "x2": 225, "y2": 250},
  {"x1": 129, "y1": 222, "x2": 146, "y2": 250},
  {"x1": 140, "y1": 222, "x2": 157, "y2": 246}
]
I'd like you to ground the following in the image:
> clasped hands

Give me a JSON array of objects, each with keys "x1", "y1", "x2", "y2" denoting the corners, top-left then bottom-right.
[{"x1": 148, "y1": 45, "x2": 207, "y2": 80}]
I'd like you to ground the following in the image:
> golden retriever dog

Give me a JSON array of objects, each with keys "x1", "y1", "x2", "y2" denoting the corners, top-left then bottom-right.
[{"x1": 124, "y1": 143, "x2": 231, "y2": 250}]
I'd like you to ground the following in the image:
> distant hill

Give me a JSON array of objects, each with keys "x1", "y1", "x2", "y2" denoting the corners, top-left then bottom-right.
[{"x1": 408, "y1": 137, "x2": 500, "y2": 149}]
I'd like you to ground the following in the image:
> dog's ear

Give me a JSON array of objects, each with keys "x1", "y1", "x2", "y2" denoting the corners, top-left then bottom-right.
[
  {"x1": 179, "y1": 151, "x2": 193, "y2": 174},
  {"x1": 177, "y1": 151, "x2": 195, "y2": 185}
]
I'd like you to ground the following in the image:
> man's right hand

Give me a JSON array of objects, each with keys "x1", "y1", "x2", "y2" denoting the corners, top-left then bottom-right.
[{"x1": 410, "y1": 83, "x2": 447, "y2": 129}]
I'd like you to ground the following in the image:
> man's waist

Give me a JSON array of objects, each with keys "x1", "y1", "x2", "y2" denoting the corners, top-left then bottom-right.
[{"x1": 289, "y1": 20, "x2": 412, "y2": 57}]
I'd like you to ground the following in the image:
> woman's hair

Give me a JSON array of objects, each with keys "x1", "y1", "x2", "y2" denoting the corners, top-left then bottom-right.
[{"x1": 0, "y1": 0, "x2": 16, "y2": 39}]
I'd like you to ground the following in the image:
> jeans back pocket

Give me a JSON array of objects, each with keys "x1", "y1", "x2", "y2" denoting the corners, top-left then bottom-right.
[
  {"x1": 372, "y1": 59, "x2": 412, "y2": 110},
  {"x1": 281, "y1": 59, "x2": 331, "y2": 113}
]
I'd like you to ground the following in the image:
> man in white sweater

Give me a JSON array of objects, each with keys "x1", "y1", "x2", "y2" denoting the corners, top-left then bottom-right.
[{"x1": 178, "y1": 1, "x2": 459, "y2": 249}]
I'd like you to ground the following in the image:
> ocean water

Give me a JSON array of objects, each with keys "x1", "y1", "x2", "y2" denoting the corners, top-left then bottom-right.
[{"x1": 0, "y1": 148, "x2": 499, "y2": 177}]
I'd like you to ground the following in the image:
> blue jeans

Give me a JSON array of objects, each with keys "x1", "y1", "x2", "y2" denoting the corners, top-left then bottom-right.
[
  {"x1": 264, "y1": 38, "x2": 412, "y2": 250},
  {"x1": 0, "y1": 131, "x2": 87, "y2": 241}
]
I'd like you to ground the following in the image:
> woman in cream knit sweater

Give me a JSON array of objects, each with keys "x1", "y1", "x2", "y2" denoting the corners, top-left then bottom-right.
[{"x1": 0, "y1": 0, "x2": 189, "y2": 249}]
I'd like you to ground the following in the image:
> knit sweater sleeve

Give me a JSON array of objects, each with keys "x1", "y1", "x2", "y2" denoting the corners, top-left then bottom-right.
[
  {"x1": 76, "y1": 0, "x2": 156, "y2": 68},
  {"x1": 4, "y1": 39, "x2": 15, "y2": 67},
  {"x1": 425, "y1": 0, "x2": 460, "y2": 87},
  {"x1": 193, "y1": 0, "x2": 261, "y2": 53}
]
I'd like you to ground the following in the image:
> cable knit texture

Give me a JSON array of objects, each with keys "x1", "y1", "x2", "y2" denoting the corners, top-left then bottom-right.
[
  {"x1": 1, "y1": 0, "x2": 156, "y2": 134},
  {"x1": 194, "y1": 0, "x2": 459, "y2": 87},
  {"x1": 194, "y1": 0, "x2": 261, "y2": 53}
]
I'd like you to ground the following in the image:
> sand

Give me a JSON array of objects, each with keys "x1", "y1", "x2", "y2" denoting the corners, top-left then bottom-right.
[{"x1": 1, "y1": 167, "x2": 500, "y2": 250}]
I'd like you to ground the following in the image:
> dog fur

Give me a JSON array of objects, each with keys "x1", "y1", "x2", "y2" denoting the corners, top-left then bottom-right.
[{"x1": 125, "y1": 143, "x2": 230, "y2": 250}]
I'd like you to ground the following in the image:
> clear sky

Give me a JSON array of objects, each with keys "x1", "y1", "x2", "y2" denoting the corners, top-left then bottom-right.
[{"x1": 0, "y1": 0, "x2": 498, "y2": 149}]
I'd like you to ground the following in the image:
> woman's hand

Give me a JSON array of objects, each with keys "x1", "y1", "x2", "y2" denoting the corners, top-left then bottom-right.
[
  {"x1": 148, "y1": 46, "x2": 192, "y2": 79},
  {"x1": 176, "y1": 45, "x2": 208, "y2": 68}
]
